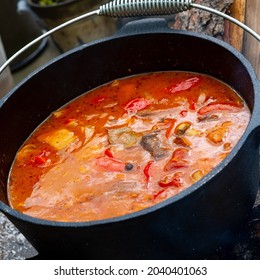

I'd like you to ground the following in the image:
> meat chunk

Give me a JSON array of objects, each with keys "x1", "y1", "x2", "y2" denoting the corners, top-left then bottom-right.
[{"x1": 140, "y1": 133, "x2": 168, "y2": 160}]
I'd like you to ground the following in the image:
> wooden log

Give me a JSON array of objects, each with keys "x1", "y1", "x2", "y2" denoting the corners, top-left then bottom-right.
[
  {"x1": 243, "y1": 0, "x2": 260, "y2": 78},
  {"x1": 227, "y1": 0, "x2": 246, "y2": 51},
  {"x1": 171, "y1": 0, "x2": 233, "y2": 39}
]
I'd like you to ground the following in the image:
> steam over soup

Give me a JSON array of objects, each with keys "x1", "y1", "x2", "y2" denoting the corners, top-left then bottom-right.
[{"x1": 8, "y1": 72, "x2": 250, "y2": 222}]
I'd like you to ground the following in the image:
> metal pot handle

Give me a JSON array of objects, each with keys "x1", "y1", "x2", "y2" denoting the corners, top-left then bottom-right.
[{"x1": 1, "y1": 0, "x2": 260, "y2": 76}]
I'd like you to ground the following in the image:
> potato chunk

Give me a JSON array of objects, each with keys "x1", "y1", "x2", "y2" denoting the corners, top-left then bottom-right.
[
  {"x1": 206, "y1": 122, "x2": 232, "y2": 145},
  {"x1": 38, "y1": 129, "x2": 77, "y2": 150}
]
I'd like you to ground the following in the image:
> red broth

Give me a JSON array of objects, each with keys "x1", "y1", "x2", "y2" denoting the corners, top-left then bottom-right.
[{"x1": 7, "y1": 72, "x2": 250, "y2": 222}]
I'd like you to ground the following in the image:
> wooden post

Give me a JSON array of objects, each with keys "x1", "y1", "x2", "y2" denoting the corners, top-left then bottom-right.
[
  {"x1": 243, "y1": 0, "x2": 260, "y2": 78},
  {"x1": 229, "y1": 0, "x2": 246, "y2": 52}
]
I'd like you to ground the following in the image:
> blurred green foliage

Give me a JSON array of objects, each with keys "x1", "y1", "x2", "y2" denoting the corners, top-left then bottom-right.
[{"x1": 38, "y1": 0, "x2": 65, "y2": 6}]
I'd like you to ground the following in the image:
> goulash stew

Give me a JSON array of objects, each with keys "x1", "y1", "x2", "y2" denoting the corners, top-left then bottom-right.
[{"x1": 8, "y1": 72, "x2": 250, "y2": 222}]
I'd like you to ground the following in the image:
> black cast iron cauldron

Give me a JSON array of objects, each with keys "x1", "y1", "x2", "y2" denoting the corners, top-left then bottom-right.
[{"x1": 0, "y1": 19, "x2": 260, "y2": 260}]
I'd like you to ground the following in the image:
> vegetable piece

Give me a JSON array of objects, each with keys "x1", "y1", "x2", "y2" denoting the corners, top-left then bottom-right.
[
  {"x1": 191, "y1": 170, "x2": 204, "y2": 182},
  {"x1": 37, "y1": 129, "x2": 77, "y2": 150},
  {"x1": 141, "y1": 133, "x2": 168, "y2": 160},
  {"x1": 223, "y1": 143, "x2": 232, "y2": 151},
  {"x1": 96, "y1": 156, "x2": 125, "y2": 172},
  {"x1": 84, "y1": 126, "x2": 95, "y2": 144},
  {"x1": 197, "y1": 93, "x2": 206, "y2": 105},
  {"x1": 107, "y1": 126, "x2": 141, "y2": 147},
  {"x1": 167, "y1": 77, "x2": 201, "y2": 93},
  {"x1": 197, "y1": 102, "x2": 242, "y2": 115},
  {"x1": 206, "y1": 122, "x2": 231, "y2": 145},
  {"x1": 65, "y1": 118, "x2": 78, "y2": 127},
  {"x1": 16, "y1": 144, "x2": 37, "y2": 162},
  {"x1": 104, "y1": 148, "x2": 114, "y2": 158},
  {"x1": 31, "y1": 150, "x2": 50, "y2": 166},
  {"x1": 173, "y1": 136, "x2": 192, "y2": 147},
  {"x1": 185, "y1": 128, "x2": 204, "y2": 137},
  {"x1": 34, "y1": 154, "x2": 47, "y2": 165},
  {"x1": 174, "y1": 122, "x2": 191, "y2": 136},
  {"x1": 143, "y1": 161, "x2": 154, "y2": 182},
  {"x1": 158, "y1": 173, "x2": 183, "y2": 188},
  {"x1": 164, "y1": 118, "x2": 176, "y2": 139},
  {"x1": 111, "y1": 80, "x2": 119, "y2": 87},
  {"x1": 189, "y1": 100, "x2": 196, "y2": 111},
  {"x1": 164, "y1": 148, "x2": 190, "y2": 171},
  {"x1": 180, "y1": 110, "x2": 188, "y2": 117},
  {"x1": 52, "y1": 110, "x2": 65, "y2": 118},
  {"x1": 197, "y1": 114, "x2": 219, "y2": 122},
  {"x1": 124, "y1": 98, "x2": 151, "y2": 113},
  {"x1": 153, "y1": 189, "x2": 166, "y2": 200},
  {"x1": 206, "y1": 128, "x2": 226, "y2": 144}
]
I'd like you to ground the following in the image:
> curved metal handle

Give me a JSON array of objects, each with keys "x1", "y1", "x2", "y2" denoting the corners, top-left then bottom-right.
[
  {"x1": 1, "y1": 0, "x2": 260, "y2": 76},
  {"x1": 99, "y1": 0, "x2": 193, "y2": 16},
  {"x1": 0, "y1": 9, "x2": 99, "y2": 76}
]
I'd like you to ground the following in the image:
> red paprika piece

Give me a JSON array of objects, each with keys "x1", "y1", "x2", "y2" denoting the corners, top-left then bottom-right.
[
  {"x1": 167, "y1": 77, "x2": 201, "y2": 94},
  {"x1": 96, "y1": 156, "x2": 125, "y2": 172},
  {"x1": 125, "y1": 98, "x2": 151, "y2": 113},
  {"x1": 143, "y1": 161, "x2": 154, "y2": 183},
  {"x1": 197, "y1": 102, "x2": 242, "y2": 115},
  {"x1": 164, "y1": 148, "x2": 190, "y2": 171}
]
